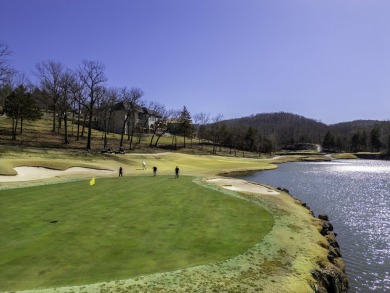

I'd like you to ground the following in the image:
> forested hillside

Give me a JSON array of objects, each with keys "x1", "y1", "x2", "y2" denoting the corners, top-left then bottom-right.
[
  {"x1": 225, "y1": 112, "x2": 327, "y2": 147},
  {"x1": 327, "y1": 120, "x2": 390, "y2": 152},
  {"x1": 200, "y1": 112, "x2": 390, "y2": 153}
]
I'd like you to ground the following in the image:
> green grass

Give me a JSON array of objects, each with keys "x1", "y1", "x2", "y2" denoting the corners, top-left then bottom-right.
[
  {"x1": 0, "y1": 115, "x2": 266, "y2": 158},
  {"x1": 331, "y1": 153, "x2": 358, "y2": 159},
  {"x1": 0, "y1": 176, "x2": 273, "y2": 291}
]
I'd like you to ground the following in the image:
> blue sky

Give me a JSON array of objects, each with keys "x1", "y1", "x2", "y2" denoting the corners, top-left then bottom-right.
[{"x1": 1, "y1": 0, "x2": 389, "y2": 124}]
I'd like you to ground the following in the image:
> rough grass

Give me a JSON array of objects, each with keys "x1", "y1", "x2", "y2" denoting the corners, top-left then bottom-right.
[
  {"x1": 0, "y1": 147, "x2": 278, "y2": 179},
  {"x1": 0, "y1": 176, "x2": 273, "y2": 291},
  {"x1": 331, "y1": 153, "x2": 358, "y2": 159},
  {"x1": 0, "y1": 114, "x2": 271, "y2": 159},
  {"x1": 0, "y1": 114, "x2": 178, "y2": 150}
]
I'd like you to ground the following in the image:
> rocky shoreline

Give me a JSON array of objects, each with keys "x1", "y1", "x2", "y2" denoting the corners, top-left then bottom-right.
[
  {"x1": 353, "y1": 153, "x2": 389, "y2": 160},
  {"x1": 202, "y1": 177, "x2": 350, "y2": 292},
  {"x1": 280, "y1": 187, "x2": 349, "y2": 293}
]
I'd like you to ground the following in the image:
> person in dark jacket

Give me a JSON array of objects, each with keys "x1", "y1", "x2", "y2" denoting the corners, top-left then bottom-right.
[
  {"x1": 153, "y1": 166, "x2": 157, "y2": 176},
  {"x1": 175, "y1": 166, "x2": 179, "y2": 178}
]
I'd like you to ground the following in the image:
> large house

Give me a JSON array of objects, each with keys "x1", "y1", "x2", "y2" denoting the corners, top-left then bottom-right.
[{"x1": 108, "y1": 102, "x2": 160, "y2": 135}]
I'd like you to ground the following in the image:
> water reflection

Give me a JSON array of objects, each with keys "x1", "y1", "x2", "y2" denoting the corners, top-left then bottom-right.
[{"x1": 238, "y1": 159, "x2": 390, "y2": 292}]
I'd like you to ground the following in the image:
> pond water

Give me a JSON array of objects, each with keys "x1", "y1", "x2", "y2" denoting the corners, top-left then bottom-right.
[{"x1": 238, "y1": 159, "x2": 390, "y2": 292}]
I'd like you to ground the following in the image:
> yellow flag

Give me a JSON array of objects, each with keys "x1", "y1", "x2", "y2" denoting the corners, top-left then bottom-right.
[{"x1": 90, "y1": 177, "x2": 95, "y2": 185}]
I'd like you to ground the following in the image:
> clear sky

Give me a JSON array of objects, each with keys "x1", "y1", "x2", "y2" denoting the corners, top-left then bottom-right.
[{"x1": 1, "y1": 0, "x2": 389, "y2": 124}]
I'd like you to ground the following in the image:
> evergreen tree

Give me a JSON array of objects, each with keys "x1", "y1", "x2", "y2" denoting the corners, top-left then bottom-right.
[
  {"x1": 322, "y1": 131, "x2": 335, "y2": 151},
  {"x1": 179, "y1": 106, "x2": 192, "y2": 148},
  {"x1": 351, "y1": 132, "x2": 360, "y2": 152},
  {"x1": 370, "y1": 124, "x2": 382, "y2": 152},
  {"x1": 244, "y1": 126, "x2": 257, "y2": 152},
  {"x1": 4, "y1": 85, "x2": 42, "y2": 139},
  {"x1": 360, "y1": 130, "x2": 367, "y2": 151}
]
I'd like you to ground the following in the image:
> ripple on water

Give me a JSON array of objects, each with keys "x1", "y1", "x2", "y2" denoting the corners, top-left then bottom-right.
[{"x1": 239, "y1": 160, "x2": 390, "y2": 292}]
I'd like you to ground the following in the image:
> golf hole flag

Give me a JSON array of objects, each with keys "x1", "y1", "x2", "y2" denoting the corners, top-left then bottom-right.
[{"x1": 90, "y1": 177, "x2": 95, "y2": 185}]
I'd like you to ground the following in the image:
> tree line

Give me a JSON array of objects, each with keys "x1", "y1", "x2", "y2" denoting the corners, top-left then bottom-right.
[
  {"x1": 1, "y1": 42, "x2": 389, "y2": 155},
  {"x1": 0, "y1": 42, "x2": 217, "y2": 152},
  {"x1": 324, "y1": 120, "x2": 390, "y2": 153},
  {"x1": 215, "y1": 112, "x2": 390, "y2": 154}
]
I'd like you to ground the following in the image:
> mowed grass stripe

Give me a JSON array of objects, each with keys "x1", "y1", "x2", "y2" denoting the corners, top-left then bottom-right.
[{"x1": 0, "y1": 176, "x2": 273, "y2": 291}]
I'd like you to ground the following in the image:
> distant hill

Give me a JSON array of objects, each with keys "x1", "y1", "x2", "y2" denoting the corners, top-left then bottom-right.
[
  {"x1": 328, "y1": 120, "x2": 380, "y2": 135},
  {"x1": 329, "y1": 120, "x2": 379, "y2": 128},
  {"x1": 217, "y1": 112, "x2": 388, "y2": 151},
  {"x1": 222, "y1": 112, "x2": 328, "y2": 147}
]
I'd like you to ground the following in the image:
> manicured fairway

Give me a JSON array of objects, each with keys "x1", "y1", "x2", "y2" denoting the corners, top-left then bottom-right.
[{"x1": 0, "y1": 176, "x2": 273, "y2": 291}]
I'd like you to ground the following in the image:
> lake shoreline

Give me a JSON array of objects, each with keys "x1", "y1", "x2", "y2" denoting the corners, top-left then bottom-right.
[
  {"x1": 222, "y1": 170, "x2": 349, "y2": 292},
  {"x1": 281, "y1": 188, "x2": 349, "y2": 292},
  {"x1": 215, "y1": 175, "x2": 349, "y2": 292},
  {"x1": 220, "y1": 157, "x2": 350, "y2": 292}
]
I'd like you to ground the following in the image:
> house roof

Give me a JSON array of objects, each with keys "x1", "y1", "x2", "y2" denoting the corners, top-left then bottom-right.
[
  {"x1": 141, "y1": 107, "x2": 161, "y2": 118},
  {"x1": 112, "y1": 102, "x2": 161, "y2": 118}
]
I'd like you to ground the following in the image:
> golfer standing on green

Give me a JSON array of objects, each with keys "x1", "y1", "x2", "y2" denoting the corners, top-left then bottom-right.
[
  {"x1": 175, "y1": 166, "x2": 179, "y2": 178},
  {"x1": 153, "y1": 166, "x2": 157, "y2": 176}
]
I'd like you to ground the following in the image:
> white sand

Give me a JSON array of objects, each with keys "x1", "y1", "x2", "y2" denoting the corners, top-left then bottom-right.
[
  {"x1": 0, "y1": 167, "x2": 114, "y2": 182},
  {"x1": 206, "y1": 177, "x2": 279, "y2": 194}
]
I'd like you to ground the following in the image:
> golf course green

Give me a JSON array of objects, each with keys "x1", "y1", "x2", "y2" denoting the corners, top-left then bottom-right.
[{"x1": 0, "y1": 175, "x2": 273, "y2": 291}]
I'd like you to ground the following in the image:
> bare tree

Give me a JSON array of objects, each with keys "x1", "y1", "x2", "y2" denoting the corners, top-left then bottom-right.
[
  {"x1": 136, "y1": 101, "x2": 159, "y2": 146},
  {"x1": 78, "y1": 60, "x2": 107, "y2": 150},
  {"x1": 58, "y1": 70, "x2": 77, "y2": 144},
  {"x1": 118, "y1": 87, "x2": 132, "y2": 148},
  {"x1": 168, "y1": 110, "x2": 181, "y2": 149},
  {"x1": 9, "y1": 71, "x2": 32, "y2": 89},
  {"x1": 149, "y1": 105, "x2": 170, "y2": 147},
  {"x1": 99, "y1": 87, "x2": 119, "y2": 150},
  {"x1": 35, "y1": 61, "x2": 65, "y2": 132},
  {"x1": 131, "y1": 100, "x2": 146, "y2": 148},
  {"x1": 0, "y1": 42, "x2": 13, "y2": 85},
  {"x1": 69, "y1": 74, "x2": 84, "y2": 140},
  {"x1": 193, "y1": 112, "x2": 210, "y2": 143},
  {"x1": 127, "y1": 88, "x2": 144, "y2": 150},
  {"x1": 210, "y1": 113, "x2": 224, "y2": 154},
  {"x1": 117, "y1": 87, "x2": 144, "y2": 151}
]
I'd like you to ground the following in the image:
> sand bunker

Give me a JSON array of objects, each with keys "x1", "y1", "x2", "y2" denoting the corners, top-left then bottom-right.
[
  {"x1": 0, "y1": 167, "x2": 114, "y2": 182},
  {"x1": 207, "y1": 178, "x2": 279, "y2": 195}
]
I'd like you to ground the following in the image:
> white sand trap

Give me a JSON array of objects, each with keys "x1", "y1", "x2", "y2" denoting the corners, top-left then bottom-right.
[
  {"x1": 207, "y1": 178, "x2": 279, "y2": 195},
  {"x1": 0, "y1": 167, "x2": 114, "y2": 182}
]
